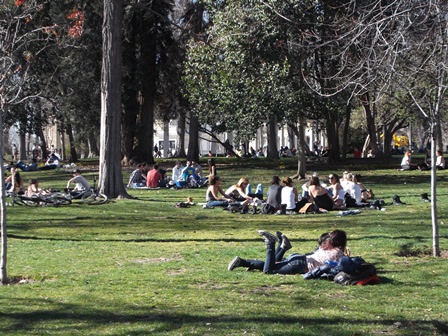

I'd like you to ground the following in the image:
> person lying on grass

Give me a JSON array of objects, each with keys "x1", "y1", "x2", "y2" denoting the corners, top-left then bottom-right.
[{"x1": 228, "y1": 229, "x2": 348, "y2": 275}]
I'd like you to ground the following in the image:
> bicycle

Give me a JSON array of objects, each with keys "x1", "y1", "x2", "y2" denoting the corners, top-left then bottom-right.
[
  {"x1": 10, "y1": 191, "x2": 72, "y2": 207},
  {"x1": 65, "y1": 176, "x2": 108, "y2": 205}
]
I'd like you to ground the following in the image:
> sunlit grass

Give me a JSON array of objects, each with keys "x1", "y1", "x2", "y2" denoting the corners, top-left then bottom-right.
[{"x1": 1, "y1": 159, "x2": 447, "y2": 335}]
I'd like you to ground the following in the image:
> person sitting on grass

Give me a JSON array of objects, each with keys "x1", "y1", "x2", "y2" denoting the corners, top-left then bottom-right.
[
  {"x1": 127, "y1": 163, "x2": 146, "y2": 188},
  {"x1": 265, "y1": 175, "x2": 283, "y2": 211},
  {"x1": 280, "y1": 177, "x2": 305, "y2": 214},
  {"x1": 341, "y1": 173, "x2": 364, "y2": 206},
  {"x1": 400, "y1": 150, "x2": 419, "y2": 170},
  {"x1": 225, "y1": 177, "x2": 262, "y2": 204},
  {"x1": 146, "y1": 164, "x2": 166, "y2": 188},
  {"x1": 172, "y1": 161, "x2": 184, "y2": 185},
  {"x1": 66, "y1": 169, "x2": 91, "y2": 196},
  {"x1": 308, "y1": 176, "x2": 335, "y2": 212},
  {"x1": 435, "y1": 150, "x2": 445, "y2": 170},
  {"x1": 27, "y1": 178, "x2": 50, "y2": 197},
  {"x1": 327, "y1": 173, "x2": 346, "y2": 209},
  {"x1": 354, "y1": 174, "x2": 374, "y2": 201},
  {"x1": 39, "y1": 153, "x2": 60, "y2": 170},
  {"x1": 228, "y1": 229, "x2": 347, "y2": 275},
  {"x1": 5, "y1": 166, "x2": 24, "y2": 195},
  {"x1": 205, "y1": 175, "x2": 235, "y2": 207}
]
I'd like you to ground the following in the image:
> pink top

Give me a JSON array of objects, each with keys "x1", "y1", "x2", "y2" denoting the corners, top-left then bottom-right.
[{"x1": 306, "y1": 248, "x2": 344, "y2": 271}]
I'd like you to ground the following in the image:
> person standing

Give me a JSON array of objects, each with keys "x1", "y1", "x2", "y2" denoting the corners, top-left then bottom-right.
[{"x1": 12, "y1": 144, "x2": 19, "y2": 161}]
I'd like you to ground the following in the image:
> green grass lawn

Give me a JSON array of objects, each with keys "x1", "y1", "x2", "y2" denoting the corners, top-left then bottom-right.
[{"x1": 1, "y1": 160, "x2": 447, "y2": 335}]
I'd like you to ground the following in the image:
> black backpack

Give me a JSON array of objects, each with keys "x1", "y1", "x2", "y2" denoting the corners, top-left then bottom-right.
[
  {"x1": 344, "y1": 193, "x2": 358, "y2": 207},
  {"x1": 261, "y1": 203, "x2": 276, "y2": 214},
  {"x1": 333, "y1": 262, "x2": 377, "y2": 285}
]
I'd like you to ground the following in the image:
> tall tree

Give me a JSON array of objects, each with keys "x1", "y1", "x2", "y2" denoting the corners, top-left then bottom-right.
[
  {"x1": 99, "y1": 0, "x2": 129, "y2": 198},
  {"x1": 183, "y1": 0, "x2": 298, "y2": 160},
  {"x1": 0, "y1": 0, "x2": 76, "y2": 284}
]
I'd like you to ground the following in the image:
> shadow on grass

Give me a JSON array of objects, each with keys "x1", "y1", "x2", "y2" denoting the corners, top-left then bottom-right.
[
  {"x1": 8, "y1": 234, "x2": 448, "y2": 244},
  {"x1": 0, "y1": 298, "x2": 444, "y2": 335}
]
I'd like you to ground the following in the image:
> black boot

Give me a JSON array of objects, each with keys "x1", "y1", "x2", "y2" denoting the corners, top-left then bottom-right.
[
  {"x1": 421, "y1": 193, "x2": 430, "y2": 202},
  {"x1": 370, "y1": 199, "x2": 381, "y2": 210},
  {"x1": 393, "y1": 195, "x2": 405, "y2": 205}
]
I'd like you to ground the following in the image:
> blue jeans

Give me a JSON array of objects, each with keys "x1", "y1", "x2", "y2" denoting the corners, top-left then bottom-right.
[
  {"x1": 15, "y1": 160, "x2": 37, "y2": 171},
  {"x1": 129, "y1": 182, "x2": 146, "y2": 188},
  {"x1": 247, "y1": 241, "x2": 308, "y2": 274},
  {"x1": 207, "y1": 200, "x2": 229, "y2": 207}
]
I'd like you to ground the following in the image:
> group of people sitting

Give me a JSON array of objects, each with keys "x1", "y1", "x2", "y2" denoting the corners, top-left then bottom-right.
[
  {"x1": 399, "y1": 149, "x2": 445, "y2": 171},
  {"x1": 205, "y1": 176, "x2": 263, "y2": 208},
  {"x1": 6, "y1": 168, "x2": 91, "y2": 200},
  {"x1": 203, "y1": 170, "x2": 373, "y2": 215},
  {"x1": 127, "y1": 159, "x2": 215, "y2": 189},
  {"x1": 265, "y1": 171, "x2": 373, "y2": 214},
  {"x1": 127, "y1": 162, "x2": 168, "y2": 188}
]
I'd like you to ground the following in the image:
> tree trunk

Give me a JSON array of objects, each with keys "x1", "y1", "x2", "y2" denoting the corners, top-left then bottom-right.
[
  {"x1": 326, "y1": 110, "x2": 341, "y2": 162},
  {"x1": 266, "y1": 114, "x2": 278, "y2": 160},
  {"x1": 435, "y1": 112, "x2": 443, "y2": 153},
  {"x1": 134, "y1": 12, "x2": 156, "y2": 164},
  {"x1": 341, "y1": 103, "x2": 351, "y2": 160},
  {"x1": 289, "y1": 113, "x2": 307, "y2": 180},
  {"x1": 121, "y1": 11, "x2": 140, "y2": 165},
  {"x1": 0, "y1": 103, "x2": 8, "y2": 284},
  {"x1": 19, "y1": 122, "x2": 27, "y2": 160},
  {"x1": 176, "y1": 111, "x2": 186, "y2": 158},
  {"x1": 99, "y1": 0, "x2": 129, "y2": 199},
  {"x1": 37, "y1": 126, "x2": 48, "y2": 160},
  {"x1": 360, "y1": 93, "x2": 382, "y2": 157},
  {"x1": 59, "y1": 129, "x2": 66, "y2": 161},
  {"x1": 67, "y1": 123, "x2": 78, "y2": 162},
  {"x1": 430, "y1": 135, "x2": 439, "y2": 256},
  {"x1": 187, "y1": 112, "x2": 200, "y2": 161},
  {"x1": 88, "y1": 131, "x2": 99, "y2": 157}
]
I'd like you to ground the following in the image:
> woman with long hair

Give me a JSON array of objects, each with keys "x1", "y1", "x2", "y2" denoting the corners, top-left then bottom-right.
[
  {"x1": 6, "y1": 166, "x2": 24, "y2": 194},
  {"x1": 225, "y1": 177, "x2": 262, "y2": 203},
  {"x1": 308, "y1": 176, "x2": 334, "y2": 211},
  {"x1": 266, "y1": 176, "x2": 283, "y2": 210},
  {"x1": 207, "y1": 158, "x2": 217, "y2": 177},
  {"x1": 328, "y1": 173, "x2": 346, "y2": 209},
  {"x1": 228, "y1": 229, "x2": 348, "y2": 275},
  {"x1": 205, "y1": 175, "x2": 234, "y2": 207},
  {"x1": 400, "y1": 150, "x2": 418, "y2": 170},
  {"x1": 280, "y1": 177, "x2": 303, "y2": 213}
]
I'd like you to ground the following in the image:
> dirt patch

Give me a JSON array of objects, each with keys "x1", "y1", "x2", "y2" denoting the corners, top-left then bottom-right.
[
  {"x1": 129, "y1": 253, "x2": 184, "y2": 264},
  {"x1": 166, "y1": 268, "x2": 188, "y2": 276},
  {"x1": 3, "y1": 276, "x2": 38, "y2": 285},
  {"x1": 395, "y1": 247, "x2": 448, "y2": 258}
]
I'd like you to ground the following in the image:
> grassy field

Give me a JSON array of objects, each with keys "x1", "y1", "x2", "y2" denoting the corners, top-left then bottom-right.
[{"x1": 1, "y1": 158, "x2": 447, "y2": 335}]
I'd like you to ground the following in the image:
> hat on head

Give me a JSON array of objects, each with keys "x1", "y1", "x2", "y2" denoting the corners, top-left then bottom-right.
[{"x1": 73, "y1": 169, "x2": 81, "y2": 174}]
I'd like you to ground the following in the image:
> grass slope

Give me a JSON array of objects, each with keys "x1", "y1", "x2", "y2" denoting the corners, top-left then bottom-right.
[{"x1": 1, "y1": 160, "x2": 447, "y2": 335}]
